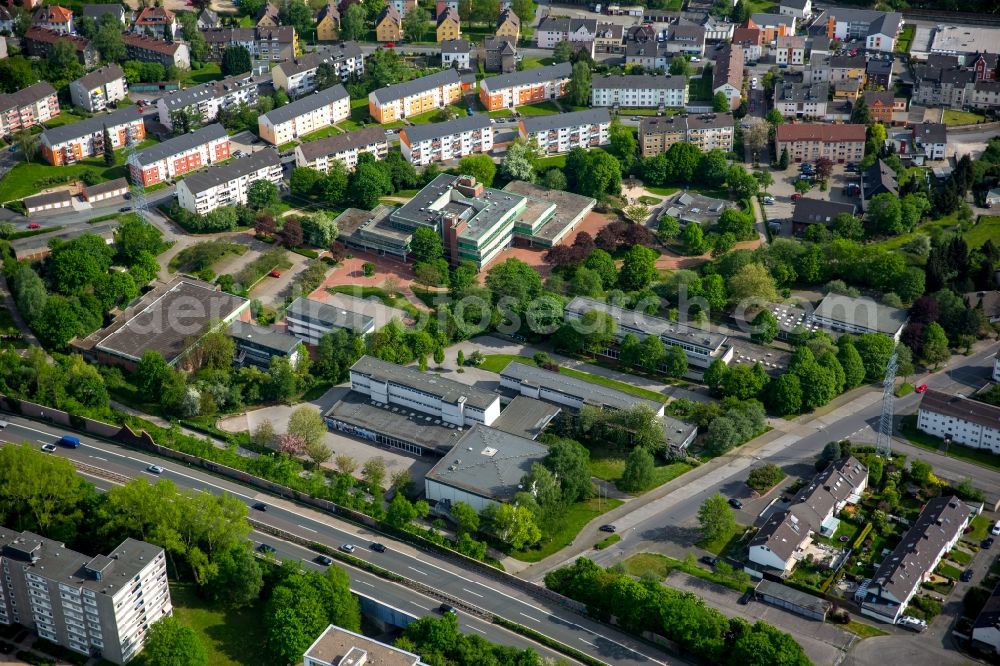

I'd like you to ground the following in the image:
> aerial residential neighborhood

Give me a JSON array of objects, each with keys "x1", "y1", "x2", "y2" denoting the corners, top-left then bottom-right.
[{"x1": 0, "y1": 0, "x2": 997, "y2": 664}]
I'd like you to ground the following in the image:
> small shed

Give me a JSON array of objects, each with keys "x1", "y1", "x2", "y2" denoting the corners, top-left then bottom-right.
[{"x1": 755, "y1": 579, "x2": 832, "y2": 621}]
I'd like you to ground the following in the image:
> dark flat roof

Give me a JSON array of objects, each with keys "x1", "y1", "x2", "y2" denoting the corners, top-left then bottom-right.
[
  {"x1": 325, "y1": 391, "x2": 468, "y2": 455},
  {"x1": 229, "y1": 320, "x2": 300, "y2": 354},
  {"x1": 491, "y1": 395, "x2": 560, "y2": 440},
  {"x1": 286, "y1": 296, "x2": 374, "y2": 334}
]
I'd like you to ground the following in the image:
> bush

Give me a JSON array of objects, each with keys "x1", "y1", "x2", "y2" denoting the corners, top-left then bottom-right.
[
  {"x1": 362, "y1": 262, "x2": 376, "y2": 277},
  {"x1": 852, "y1": 522, "x2": 873, "y2": 550},
  {"x1": 746, "y1": 463, "x2": 785, "y2": 494}
]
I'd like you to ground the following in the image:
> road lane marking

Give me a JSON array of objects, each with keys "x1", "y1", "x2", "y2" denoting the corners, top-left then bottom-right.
[
  {"x1": 578, "y1": 638, "x2": 597, "y2": 647},
  {"x1": 466, "y1": 625, "x2": 487, "y2": 635},
  {"x1": 519, "y1": 612, "x2": 540, "y2": 623},
  {"x1": 409, "y1": 601, "x2": 430, "y2": 610},
  {"x1": 297, "y1": 524, "x2": 316, "y2": 533},
  {"x1": 462, "y1": 587, "x2": 484, "y2": 598},
  {"x1": 408, "y1": 566, "x2": 428, "y2": 576},
  {"x1": 357, "y1": 580, "x2": 375, "y2": 588}
]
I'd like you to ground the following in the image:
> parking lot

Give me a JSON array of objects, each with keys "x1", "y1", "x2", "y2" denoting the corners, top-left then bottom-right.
[{"x1": 763, "y1": 164, "x2": 862, "y2": 233}]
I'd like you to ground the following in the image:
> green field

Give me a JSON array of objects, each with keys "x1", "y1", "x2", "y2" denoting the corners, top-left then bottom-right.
[
  {"x1": 404, "y1": 103, "x2": 470, "y2": 125},
  {"x1": 895, "y1": 24, "x2": 915, "y2": 53},
  {"x1": 590, "y1": 455, "x2": 694, "y2": 493},
  {"x1": 518, "y1": 101, "x2": 561, "y2": 116},
  {"x1": 623, "y1": 552, "x2": 753, "y2": 593},
  {"x1": 534, "y1": 155, "x2": 566, "y2": 170},
  {"x1": 327, "y1": 285, "x2": 421, "y2": 316},
  {"x1": 519, "y1": 56, "x2": 555, "y2": 71},
  {"x1": 943, "y1": 109, "x2": 987, "y2": 126},
  {"x1": 646, "y1": 186, "x2": 680, "y2": 197},
  {"x1": 298, "y1": 125, "x2": 344, "y2": 142},
  {"x1": 169, "y1": 583, "x2": 270, "y2": 666},
  {"x1": 182, "y1": 62, "x2": 224, "y2": 85},
  {"x1": 41, "y1": 111, "x2": 88, "y2": 129},
  {"x1": 966, "y1": 216, "x2": 1000, "y2": 248},
  {"x1": 841, "y1": 620, "x2": 889, "y2": 639},
  {"x1": 510, "y1": 497, "x2": 623, "y2": 562}
]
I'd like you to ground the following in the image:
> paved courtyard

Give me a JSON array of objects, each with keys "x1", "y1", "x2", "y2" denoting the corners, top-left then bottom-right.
[{"x1": 765, "y1": 164, "x2": 862, "y2": 233}]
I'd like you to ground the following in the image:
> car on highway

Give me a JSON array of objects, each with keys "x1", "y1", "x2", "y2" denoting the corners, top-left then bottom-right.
[
  {"x1": 253, "y1": 502, "x2": 267, "y2": 511},
  {"x1": 983, "y1": 537, "x2": 995, "y2": 549},
  {"x1": 146, "y1": 465, "x2": 164, "y2": 474},
  {"x1": 728, "y1": 498, "x2": 743, "y2": 509},
  {"x1": 897, "y1": 616, "x2": 926, "y2": 632},
  {"x1": 370, "y1": 542, "x2": 387, "y2": 552},
  {"x1": 27, "y1": 223, "x2": 40, "y2": 229},
  {"x1": 339, "y1": 544, "x2": 356, "y2": 553},
  {"x1": 315, "y1": 555, "x2": 333, "y2": 566},
  {"x1": 991, "y1": 520, "x2": 1000, "y2": 536},
  {"x1": 599, "y1": 524, "x2": 617, "y2": 533},
  {"x1": 257, "y1": 543, "x2": 276, "y2": 555},
  {"x1": 915, "y1": 384, "x2": 928, "y2": 393},
  {"x1": 439, "y1": 603, "x2": 456, "y2": 615},
  {"x1": 59, "y1": 435, "x2": 81, "y2": 448},
  {"x1": 960, "y1": 569, "x2": 974, "y2": 582},
  {"x1": 41, "y1": 443, "x2": 57, "y2": 453}
]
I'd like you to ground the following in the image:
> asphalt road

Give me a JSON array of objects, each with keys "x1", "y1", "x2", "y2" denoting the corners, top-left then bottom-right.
[{"x1": 0, "y1": 417, "x2": 673, "y2": 666}]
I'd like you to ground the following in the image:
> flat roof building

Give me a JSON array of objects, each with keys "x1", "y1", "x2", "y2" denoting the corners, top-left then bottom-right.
[
  {"x1": 304, "y1": 624, "x2": 424, "y2": 666},
  {"x1": 424, "y1": 424, "x2": 550, "y2": 511},
  {"x1": 74, "y1": 277, "x2": 250, "y2": 370},
  {"x1": 285, "y1": 296, "x2": 376, "y2": 344},
  {"x1": 490, "y1": 395, "x2": 561, "y2": 440},
  {"x1": 565, "y1": 295, "x2": 731, "y2": 368},
  {"x1": 809, "y1": 293, "x2": 908, "y2": 341},
  {"x1": 229, "y1": 320, "x2": 302, "y2": 369},
  {"x1": 498, "y1": 360, "x2": 666, "y2": 416}
]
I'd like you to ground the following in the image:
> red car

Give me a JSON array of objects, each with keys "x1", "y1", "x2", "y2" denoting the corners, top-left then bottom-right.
[
  {"x1": 915, "y1": 384, "x2": 929, "y2": 393},
  {"x1": 27, "y1": 223, "x2": 40, "y2": 229},
  {"x1": 791, "y1": 193, "x2": 803, "y2": 201},
  {"x1": 385, "y1": 42, "x2": 395, "y2": 48},
  {"x1": 269, "y1": 271, "x2": 281, "y2": 278}
]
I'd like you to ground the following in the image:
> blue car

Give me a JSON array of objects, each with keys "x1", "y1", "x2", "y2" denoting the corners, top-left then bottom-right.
[{"x1": 59, "y1": 435, "x2": 81, "y2": 448}]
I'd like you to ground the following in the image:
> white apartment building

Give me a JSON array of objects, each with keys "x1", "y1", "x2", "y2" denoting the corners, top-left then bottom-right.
[
  {"x1": 156, "y1": 72, "x2": 258, "y2": 131},
  {"x1": 917, "y1": 390, "x2": 1000, "y2": 453},
  {"x1": 479, "y1": 62, "x2": 571, "y2": 110},
  {"x1": 272, "y1": 42, "x2": 365, "y2": 97},
  {"x1": 399, "y1": 114, "x2": 493, "y2": 166},
  {"x1": 367, "y1": 69, "x2": 463, "y2": 123},
  {"x1": 0, "y1": 529, "x2": 171, "y2": 666},
  {"x1": 564, "y1": 295, "x2": 733, "y2": 368},
  {"x1": 534, "y1": 16, "x2": 598, "y2": 48},
  {"x1": 285, "y1": 297, "x2": 375, "y2": 344},
  {"x1": 259, "y1": 84, "x2": 350, "y2": 145},
  {"x1": 774, "y1": 34, "x2": 805, "y2": 65},
  {"x1": 519, "y1": 108, "x2": 611, "y2": 155},
  {"x1": 129, "y1": 124, "x2": 230, "y2": 186},
  {"x1": 349, "y1": 355, "x2": 501, "y2": 428},
  {"x1": 69, "y1": 65, "x2": 128, "y2": 113},
  {"x1": 294, "y1": 126, "x2": 388, "y2": 172},
  {"x1": 773, "y1": 80, "x2": 829, "y2": 118},
  {"x1": 590, "y1": 74, "x2": 688, "y2": 108},
  {"x1": 809, "y1": 293, "x2": 908, "y2": 340},
  {"x1": 176, "y1": 148, "x2": 282, "y2": 214},
  {"x1": 0, "y1": 82, "x2": 59, "y2": 136}
]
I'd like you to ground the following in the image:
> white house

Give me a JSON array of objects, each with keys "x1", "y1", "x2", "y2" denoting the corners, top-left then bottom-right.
[
  {"x1": 534, "y1": 16, "x2": 597, "y2": 48},
  {"x1": 272, "y1": 43, "x2": 365, "y2": 97},
  {"x1": 440, "y1": 38, "x2": 472, "y2": 69},
  {"x1": 590, "y1": 74, "x2": 688, "y2": 108},
  {"x1": 774, "y1": 35, "x2": 806, "y2": 66},
  {"x1": 779, "y1": 0, "x2": 811, "y2": 19},
  {"x1": 399, "y1": 114, "x2": 493, "y2": 166},
  {"x1": 156, "y1": 72, "x2": 258, "y2": 131},
  {"x1": 912, "y1": 122, "x2": 947, "y2": 161},
  {"x1": 69, "y1": 65, "x2": 128, "y2": 113},
  {"x1": 258, "y1": 84, "x2": 350, "y2": 145},
  {"x1": 917, "y1": 390, "x2": 1000, "y2": 453},
  {"x1": 294, "y1": 126, "x2": 389, "y2": 172},
  {"x1": 176, "y1": 148, "x2": 283, "y2": 215},
  {"x1": 518, "y1": 108, "x2": 610, "y2": 155}
]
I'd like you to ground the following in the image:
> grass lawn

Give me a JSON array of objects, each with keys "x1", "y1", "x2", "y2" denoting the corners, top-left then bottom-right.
[
  {"x1": 0, "y1": 159, "x2": 126, "y2": 203},
  {"x1": 519, "y1": 56, "x2": 555, "y2": 70},
  {"x1": 840, "y1": 620, "x2": 889, "y2": 639},
  {"x1": 327, "y1": 285, "x2": 422, "y2": 316},
  {"x1": 182, "y1": 62, "x2": 224, "y2": 85},
  {"x1": 595, "y1": 533, "x2": 621, "y2": 549},
  {"x1": 535, "y1": 155, "x2": 566, "y2": 170},
  {"x1": 965, "y1": 514, "x2": 992, "y2": 543},
  {"x1": 589, "y1": 450, "x2": 693, "y2": 493},
  {"x1": 405, "y1": 103, "x2": 468, "y2": 125},
  {"x1": 872, "y1": 213, "x2": 963, "y2": 252},
  {"x1": 936, "y1": 562, "x2": 962, "y2": 581},
  {"x1": 277, "y1": 141, "x2": 299, "y2": 152},
  {"x1": 169, "y1": 582, "x2": 270, "y2": 666},
  {"x1": 948, "y1": 549, "x2": 973, "y2": 566},
  {"x1": 965, "y1": 216, "x2": 1000, "y2": 249},
  {"x1": 476, "y1": 354, "x2": 668, "y2": 403},
  {"x1": 410, "y1": 286, "x2": 447, "y2": 308},
  {"x1": 298, "y1": 125, "x2": 343, "y2": 143},
  {"x1": 623, "y1": 552, "x2": 753, "y2": 593},
  {"x1": 899, "y1": 415, "x2": 1000, "y2": 472},
  {"x1": 42, "y1": 110, "x2": 88, "y2": 129},
  {"x1": 510, "y1": 497, "x2": 623, "y2": 562},
  {"x1": 488, "y1": 108, "x2": 514, "y2": 118},
  {"x1": 638, "y1": 195, "x2": 661, "y2": 205},
  {"x1": 943, "y1": 109, "x2": 987, "y2": 126},
  {"x1": 518, "y1": 101, "x2": 561, "y2": 116},
  {"x1": 696, "y1": 527, "x2": 744, "y2": 556},
  {"x1": 895, "y1": 24, "x2": 915, "y2": 53},
  {"x1": 646, "y1": 186, "x2": 680, "y2": 197}
]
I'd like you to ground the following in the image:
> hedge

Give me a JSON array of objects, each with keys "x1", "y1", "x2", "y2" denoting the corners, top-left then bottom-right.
[{"x1": 853, "y1": 522, "x2": 874, "y2": 550}]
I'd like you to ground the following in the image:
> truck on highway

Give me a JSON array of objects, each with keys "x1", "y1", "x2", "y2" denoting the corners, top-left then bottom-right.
[{"x1": 59, "y1": 435, "x2": 81, "y2": 448}]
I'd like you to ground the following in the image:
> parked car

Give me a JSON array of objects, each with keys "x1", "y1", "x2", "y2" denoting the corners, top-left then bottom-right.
[
  {"x1": 370, "y1": 542, "x2": 387, "y2": 552},
  {"x1": 791, "y1": 193, "x2": 803, "y2": 201},
  {"x1": 897, "y1": 616, "x2": 926, "y2": 632},
  {"x1": 315, "y1": 555, "x2": 333, "y2": 566},
  {"x1": 269, "y1": 271, "x2": 281, "y2": 278},
  {"x1": 960, "y1": 569, "x2": 974, "y2": 582},
  {"x1": 915, "y1": 384, "x2": 928, "y2": 393},
  {"x1": 728, "y1": 498, "x2": 743, "y2": 510},
  {"x1": 599, "y1": 524, "x2": 617, "y2": 533},
  {"x1": 983, "y1": 537, "x2": 995, "y2": 549},
  {"x1": 339, "y1": 544, "x2": 356, "y2": 553},
  {"x1": 762, "y1": 196, "x2": 775, "y2": 205},
  {"x1": 991, "y1": 520, "x2": 1000, "y2": 536},
  {"x1": 146, "y1": 465, "x2": 164, "y2": 474},
  {"x1": 738, "y1": 591, "x2": 753, "y2": 605},
  {"x1": 385, "y1": 42, "x2": 395, "y2": 48},
  {"x1": 41, "y1": 443, "x2": 57, "y2": 453},
  {"x1": 119, "y1": 206, "x2": 132, "y2": 212},
  {"x1": 27, "y1": 223, "x2": 40, "y2": 229}
]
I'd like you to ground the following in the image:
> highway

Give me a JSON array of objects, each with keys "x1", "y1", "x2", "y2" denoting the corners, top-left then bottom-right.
[{"x1": 0, "y1": 416, "x2": 672, "y2": 666}]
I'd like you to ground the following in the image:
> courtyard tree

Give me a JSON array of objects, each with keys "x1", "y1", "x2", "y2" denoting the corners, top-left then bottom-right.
[{"x1": 697, "y1": 492, "x2": 736, "y2": 545}]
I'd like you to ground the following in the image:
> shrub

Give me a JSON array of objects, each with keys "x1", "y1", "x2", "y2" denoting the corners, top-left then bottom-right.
[{"x1": 362, "y1": 262, "x2": 376, "y2": 277}]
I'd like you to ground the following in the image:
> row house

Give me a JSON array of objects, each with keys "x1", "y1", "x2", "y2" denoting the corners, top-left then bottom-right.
[
  {"x1": 495, "y1": 8, "x2": 520, "y2": 40},
  {"x1": 39, "y1": 107, "x2": 144, "y2": 166},
  {"x1": 866, "y1": 58, "x2": 893, "y2": 90},
  {"x1": 82, "y1": 4, "x2": 127, "y2": 24},
  {"x1": 316, "y1": 3, "x2": 340, "y2": 41},
  {"x1": 480, "y1": 62, "x2": 571, "y2": 110},
  {"x1": 773, "y1": 78, "x2": 829, "y2": 118},
  {"x1": 23, "y1": 28, "x2": 99, "y2": 68},
  {"x1": 400, "y1": 114, "x2": 493, "y2": 165},
  {"x1": 820, "y1": 7, "x2": 902, "y2": 53},
  {"x1": 731, "y1": 26, "x2": 762, "y2": 63},
  {"x1": 713, "y1": 44, "x2": 744, "y2": 110},
  {"x1": 912, "y1": 122, "x2": 947, "y2": 161},
  {"x1": 294, "y1": 126, "x2": 389, "y2": 172},
  {"x1": 625, "y1": 40, "x2": 672, "y2": 70},
  {"x1": 774, "y1": 123, "x2": 866, "y2": 164},
  {"x1": 774, "y1": 34, "x2": 805, "y2": 66},
  {"x1": 535, "y1": 16, "x2": 597, "y2": 48},
  {"x1": 778, "y1": 0, "x2": 811, "y2": 19},
  {"x1": 701, "y1": 15, "x2": 734, "y2": 42},
  {"x1": 639, "y1": 113, "x2": 734, "y2": 155},
  {"x1": 862, "y1": 90, "x2": 906, "y2": 124},
  {"x1": 272, "y1": 42, "x2": 365, "y2": 97},
  {"x1": 969, "y1": 80, "x2": 1000, "y2": 111},
  {"x1": 519, "y1": 108, "x2": 611, "y2": 155},
  {"x1": 0, "y1": 82, "x2": 59, "y2": 136},
  {"x1": 31, "y1": 4, "x2": 72, "y2": 33},
  {"x1": 129, "y1": 123, "x2": 230, "y2": 186},
  {"x1": 590, "y1": 74, "x2": 688, "y2": 109},
  {"x1": 663, "y1": 20, "x2": 706, "y2": 56},
  {"x1": 132, "y1": 6, "x2": 175, "y2": 40},
  {"x1": 747, "y1": 12, "x2": 795, "y2": 44},
  {"x1": 258, "y1": 84, "x2": 350, "y2": 145},
  {"x1": 69, "y1": 65, "x2": 128, "y2": 114},
  {"x1": 375, "y1": 6, "x2": 402, "y2": 42},
  {"x1": 177, "y1": 148, "x2": 283, "y2": 215},
  {"x1": 484, "y1": 36, "x2": 517, "y2": 73},
  {"x1": 201, "y1": 26, "x2": 297, "y2": 62},
  {"x1": 122, "y1": 32, "x2": 191, "y2": 69},
  {"x1": 911, "y1": 55, "x2": 995, "y2": 108},
  {"x1": 368, "y1": 69, "x2": 462, "y2": 123},
  {"x1": 157, "y1": 71, "x2": 258, "y2": 130},
  {"x1": 594, "y1": 22, "x2": 625, "y2": 53}
]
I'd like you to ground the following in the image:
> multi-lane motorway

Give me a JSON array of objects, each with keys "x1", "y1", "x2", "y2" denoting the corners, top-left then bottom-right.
[{"x1": 0, "y1": 417, "x2": 671, "y2": 666}]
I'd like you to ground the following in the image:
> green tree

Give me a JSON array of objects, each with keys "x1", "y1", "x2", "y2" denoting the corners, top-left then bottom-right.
[
  {"x1": 387, "y1": 492, "x2": 418, "y2": 527},
  {"x1": 366, "y1": 47, "x2": 407, "y2": 90},
  {"x1": 712, "y1": 91, "x2": 730, "y2": 112},
  {"x1": 867, "y1": 193, "x2": 904, "y2": 236},
  {"x1": 837, "y1": 340, "x2": 866, "y2": 389},
  {"x1": 136, "y1": 351, "x2": 171, "y2": 402},
  {"x1": 657, "y1": 214, "x2": 681, "y2": 242},
  {"x1": 115, "y1": 216, "x2": 165, "y2": 264},
  {"x1": 727, "y1": 263, "x2": 779, "y2": 303},
  {"x1": 854, "y1": 333, "x2": 896, "y2": 382},
  {"x1": 568, "y1": 60, "x2": 592, "y2": 107},
  {"x1": 768, "y1": 373, "x2": 802, "y2": 415},
  {"x1": 350, "y1": 160, "x2": 393, "y2": 208},
  {"x1": 851, "y1": 94, "x2": 870, "y2": 125},
  {"x1": 682, "y1": 222, "x2": 705, "y2": 254},
  {"x1": 608, "y1": 120, "x2": 637, "y2": 161},
  {"x1": 750, "y1": 309, "x2": 778, "y2": 344},
  {"x1": 102, "y1": 125, "x2": 115, "y2": 166},
  {"x1": 138, "y1": 616, "x2": 207, "y2": 666},
  {"x1": 485, "y1": 257, "x2": 542, "y2": 315},
  {"x1": 619, "y1": 446, "x2": 655, "y2": 492},
  {"x1": 637, "y1": 335, "x2": 666, "y2": 372},
  {"x1": 402, "y1": 5, "x2": 430, "y2": 42},
  {"x1": 246, "y1": 179, "x2": 279, "y2": 209},
  {"x1": 94, "y1": 24, "x2": 126, "y2": 62},
  {"x1": 544, "y1": 437, "x2": 592, "y2": 502},
  {"x1": 362, "y1": 456, "x2": 387, "y2": 491},
  {"x1": 500, "y1": 139, "x2": 537, "y2": 182},
  {"x1": 698, "y1": 492, "x2": 736, "y2": 544},
  {"x1": 410, "y1": 227, "x2": 444, "y2": 263},
  {"x1": 697, "y1": 149, "x2": 730, "y2": 187},
  {"x1": 553, "y1": 39, "x2": 574, "y2": 63},
  {"x1": 669, "y1": 56, "x2": 691, "y2": 77},
  {"x1": 451, "y1": 501, "x2": 479, "y2": 535},
  {"x1": 721, "y1": 363, "x2": 768, "y2": 400},
  {"x1": 0, "y1": 444, "x2": 91, "y2": 540},
  {"x1": 341, "y1": 2, "x2": 367, "y2": 41},
  {"x1": 921, "y1": 321, "x2": 950, "y2": 369},
  {"x1": 662, "y1": 344, "x2": 687, "y2": 378},
  {"x1": 206, "y1": 545, "x2": 264, "y2": 607},
  {"x1": 584, "y1": 249, "x2": 617, "y2": 289},
  {"x1": 746, "y1": 464, "x2": 784, "y2": 494},
  {"x1": 618, "y1": 245, "x2": 658, "y2": 291},
  {"x1": 457, "y1": 153, "x2": 497, "y2": 187},
  {"x1": 301, "y1": 211, "x2": 340, "y2": 248},
  {"x1": 485, "y1": 502, "x2": 541, "y2": 550},
  {"x1": 221, "y1": 45, "x2": 252, "y2": 76},
  {"x1": 287, "y1": 406, "x2": 327, "y2": 447}
]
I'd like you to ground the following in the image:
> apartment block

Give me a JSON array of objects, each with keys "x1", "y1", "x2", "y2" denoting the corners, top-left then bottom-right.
[
  {"x1": 519, "y1": 108, "x2": 611, "y2": 155},
  {"x1": 368, "y1": 69, "x2": 462, "y2": 123},
  {"x1": 349, "y1": 354, "x2": 501, "y2": 427},
  {"x1": 917, "y1": 390, "x2": 1000, "y2": 453},
  {"x1": 535, "y1": 16, "x2": 597, "y2": 48},
  {"x1": 157, "y1": 72, "x2": 258, "y2": 131},
  {"x1": 272, "y1": 42, "x2": 364, "y2": 97},
  {"x1": 862, "y1": 90, "x2": 905, "y2": 124},
  {"x1": 773, "y1": 78, "x2": 829, "y2": 118},
  {"x1": 624, "y1": 41, "x2": 672, "y2": 69},
  {"x1": 0, "y1": 82, "x2": 59, "y2": 136},
  {"x1": 69, "y1": 65, "x2": 129, "y2": 114},
  {"x1": 821, "y1": 8, "x2": 901, "y2": 52},
  {"x1": 176, "y1": 148, "x2": 282, "y2": 214},
  {"x1": 479, "y1": 62, "x2": 571, "y2": 110},
  {"x1": 564, "y1": 295, "x2": 732, "y2": 368},
  {"x1": 748, "y1": 12, "x2": 795, "y2": 43},
  {"x1": 201, "y1": 26, "x2": 297, "y2": 62},
  {"x1": 809, "y1": 293, "x2": 908, "y2": 340},
  {"x1": 294, "y1": 126, "x2": 389, "y2": 172},
  {"x1": 39, "y1": 107, "x2": 144, "y2": 166},
  {"x1": 774, "y1": 123, "x2": 865, "y2": 164},
  {"x1": 129, "y1": 124, "x2": 230, "y2": 186},
  {"x1": 400, "y1": 114, "x2": 493, "y2": 166},
  {"x1": 0, "y1": 529, "x2": 171, "y2": 665},
  {"x1": 638, "y1": 113, "x2": 734, "y2": 156},
  {"x1": 774, "y1": 34, "x2": 805, "y2": 65},
  {"x1": 712, "y1": 44, "x2": 744, "y2": 110},
  {"x1": 258, "y1": 84, "x2": 350, "y2": 145},
  {"x1": 22, "y1": 28, "x2": 99, "y2": 68},
  {"x1": 122, "y1": 32, "x2": 191, "y2": 69},
  {"x1": 132, "y1": 6, "x2": 175, "y2": 39},
  {"x1": 590, "y1": 74, "x2": 688, "y2": 108}
]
